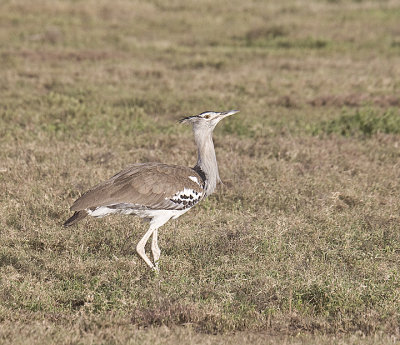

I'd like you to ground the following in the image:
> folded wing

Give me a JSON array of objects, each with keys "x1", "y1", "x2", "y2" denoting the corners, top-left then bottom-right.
[{"x1": 70, "y1": 163, "x2": 204, "y2": 212}]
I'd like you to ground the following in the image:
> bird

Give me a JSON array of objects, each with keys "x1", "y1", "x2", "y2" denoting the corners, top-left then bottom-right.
[{"x1": 64, "y1": 110, "x2": 239, "y2": 271}]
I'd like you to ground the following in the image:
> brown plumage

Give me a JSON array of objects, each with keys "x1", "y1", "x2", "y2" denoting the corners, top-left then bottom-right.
[
  {"x1": 64, "y1": 163, "x2": 204, "y2": 227},
  {"x1": 70, "y1": 163, "x2": 203, "y2": 212},
  {"x1": 63, "y1": 209, "x2": 88, "y2": 227},
  {"x1": 63, "y1": 110, "x2": 239, "y2": 271}
]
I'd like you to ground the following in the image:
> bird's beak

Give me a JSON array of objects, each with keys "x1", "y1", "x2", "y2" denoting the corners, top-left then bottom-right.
[
  {"x1": 220, "y1": 110, "x2": 239, "y2": 117},
  {"x1": 179, "y1": 110, "x2": 239, "y2": 124}
]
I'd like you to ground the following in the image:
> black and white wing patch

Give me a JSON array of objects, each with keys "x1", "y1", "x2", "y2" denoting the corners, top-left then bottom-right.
[{"x1": 169, "y1": 187, "x2": 202, "y2": 209}]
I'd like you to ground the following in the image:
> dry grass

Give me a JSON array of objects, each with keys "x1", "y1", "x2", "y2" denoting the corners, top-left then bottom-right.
[{"x1": 1, "y1": 0, "x2": 400, "y2": 344}]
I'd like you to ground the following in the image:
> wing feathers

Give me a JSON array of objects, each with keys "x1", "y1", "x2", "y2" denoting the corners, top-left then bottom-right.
[{"x1": 70, "y1": 163, "x2": 204, "y2": 212}]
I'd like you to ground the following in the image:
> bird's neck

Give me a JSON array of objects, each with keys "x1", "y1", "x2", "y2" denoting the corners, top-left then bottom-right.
[{"x1": 194, "y1": 130, "x2": 220, "y2": 197}]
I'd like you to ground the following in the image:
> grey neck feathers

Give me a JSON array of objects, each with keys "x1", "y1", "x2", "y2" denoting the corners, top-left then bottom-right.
[{"x1": 193, "y1": 128, "x2": 221, "y2": 197}]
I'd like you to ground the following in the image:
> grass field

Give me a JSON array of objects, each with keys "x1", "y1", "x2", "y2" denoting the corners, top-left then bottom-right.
[{"x1": 1, "y1": 0, "x2": 400, "y2": 344}]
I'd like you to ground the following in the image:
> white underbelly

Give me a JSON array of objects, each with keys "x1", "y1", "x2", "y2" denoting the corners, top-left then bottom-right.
[{"x1": 87, "y1": 205, "x2": 191, "y2": 220}]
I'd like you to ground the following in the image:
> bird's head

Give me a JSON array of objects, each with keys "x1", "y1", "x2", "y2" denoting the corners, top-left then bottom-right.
[{"x1": 180, "y1": 110, "x2": 239, "y2": 131}]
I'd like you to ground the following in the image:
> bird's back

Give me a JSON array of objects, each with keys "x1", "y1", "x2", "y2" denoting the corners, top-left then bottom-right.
[{"x1": 70, "y1": 162, "x2": 205, "y2": 213}]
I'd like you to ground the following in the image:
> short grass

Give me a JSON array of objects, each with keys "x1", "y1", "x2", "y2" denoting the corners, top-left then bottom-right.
[{"x1": 1, "y1": 0, "x2": 400, "y2": 344}]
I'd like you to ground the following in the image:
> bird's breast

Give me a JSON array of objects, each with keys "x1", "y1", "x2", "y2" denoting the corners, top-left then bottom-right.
[{"x1": 168, "y1": 187, "x2": 203, "y2": 209}]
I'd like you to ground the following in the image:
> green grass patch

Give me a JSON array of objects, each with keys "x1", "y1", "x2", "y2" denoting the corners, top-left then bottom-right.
[
  {"x1": 220, "y1": 116, "x2": 255, "y2": 138},
  {"x1": 310, "y1": 108, "x2": 400, "y2": 137},
  {"x1": 240, "y1": 27, "x2": 329, "y2": 50}
]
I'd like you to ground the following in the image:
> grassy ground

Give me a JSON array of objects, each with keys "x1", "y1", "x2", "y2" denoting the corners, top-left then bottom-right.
[{"x1": 1, "y1": 0, "x2": 400, "y2": 344}]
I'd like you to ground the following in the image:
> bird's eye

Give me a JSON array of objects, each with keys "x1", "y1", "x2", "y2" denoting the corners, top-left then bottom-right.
[{"x1": 204, "y1": 115, "x2": 210, "y2": 119}]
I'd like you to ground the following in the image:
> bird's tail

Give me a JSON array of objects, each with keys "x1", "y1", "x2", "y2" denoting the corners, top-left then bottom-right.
[{"x1": 63, "y1": 210, "x2": 88, "y2": 227}]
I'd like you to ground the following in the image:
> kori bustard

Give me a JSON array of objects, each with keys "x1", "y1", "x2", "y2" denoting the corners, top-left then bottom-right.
[{"x1": 64, "y1": 110, "x2": 239, "y2": 271}]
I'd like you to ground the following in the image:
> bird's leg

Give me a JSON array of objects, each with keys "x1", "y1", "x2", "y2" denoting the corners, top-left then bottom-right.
[
  {"x1": 137, "y1": 214, "x2": 171, "y2": 271},
  {"x1": 136, "y1": 225, "x2": 158, "y2": 270},
  {"x1": 151, "y1": 229, "x2": 161, "y2": 271}
]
